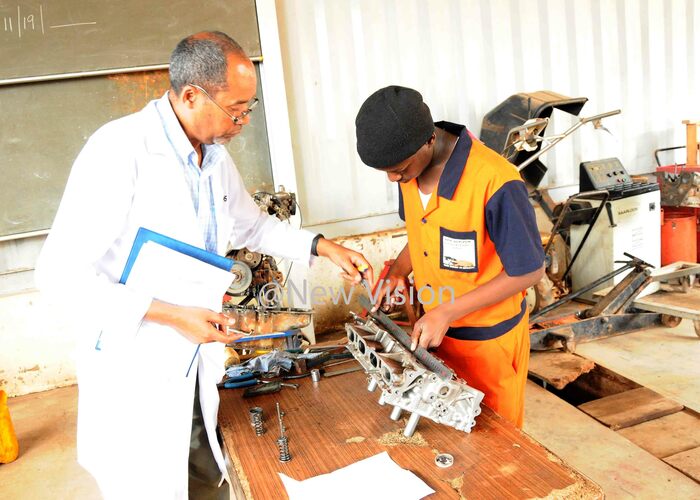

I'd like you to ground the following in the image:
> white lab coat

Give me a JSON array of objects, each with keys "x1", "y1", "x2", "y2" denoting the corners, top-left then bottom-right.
[{"x1": 35, "y1": 95, "x2": 315, "y2": 499}]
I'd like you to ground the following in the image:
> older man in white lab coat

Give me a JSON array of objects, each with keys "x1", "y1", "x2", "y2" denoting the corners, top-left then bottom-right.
[{"x1": 35, "y1": 31, "x2": 373, "y2": 499}]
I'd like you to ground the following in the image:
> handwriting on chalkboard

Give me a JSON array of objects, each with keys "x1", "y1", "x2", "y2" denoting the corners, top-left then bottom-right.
[{"x1": 2, "y1": 4, "x2": 96, "y2": 40}]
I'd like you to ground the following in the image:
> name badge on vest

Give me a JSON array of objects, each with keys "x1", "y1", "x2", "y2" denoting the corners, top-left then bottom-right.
[{"x1": 439, "y1": 227, "x2": 478, "y2": 273}]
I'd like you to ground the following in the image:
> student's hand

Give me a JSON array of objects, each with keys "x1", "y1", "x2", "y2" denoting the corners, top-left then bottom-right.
[
  {"x1": 146, "y1": 301, "x2": 247, "y2": 344},
  {"x1": 410, "y1": 306, "x2": 452, "y2": 350},
  {"x1": 371, "y1": 273, "x2": 410, "y2": 313},
  {"x1": 315, "y1": 238, "x2": 374, "y2": 285}
]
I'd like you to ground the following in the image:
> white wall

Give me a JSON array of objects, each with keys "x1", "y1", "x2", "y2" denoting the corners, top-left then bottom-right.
[
  {"x1": 285, "y1": 229, "x2": 408, "y2": 335},
  {"x1": 0, "y1": 236, "x2": 73, "y2": 396},
  {"x1": 0, "y1": 291, "x2": 78, "y2": 396},
  {"x1": 276, "y1": 0, "x2": 700, "y2": 233}
]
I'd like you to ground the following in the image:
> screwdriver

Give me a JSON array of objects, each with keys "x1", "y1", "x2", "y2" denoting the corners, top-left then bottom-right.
[{"x1": 356, "y1": 263, "x2": 373, "y2": 296}]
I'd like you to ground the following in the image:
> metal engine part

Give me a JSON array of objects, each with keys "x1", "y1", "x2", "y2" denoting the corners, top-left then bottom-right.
[
  {"x1": 275, "y1": 402, "x2": 291, "y2": 462},
  {"x1": 227, "y1": 261, "x2": 253, "y2": 295},
  {"x1": 435, "y1": 453, "x2": 454, "y2": 468},
  {"x1": 223, "y1": 189, "x2": 311, "y2": 350},
  {"x1": 226, "y1": 189, "x2": 297, "y2": 300},
  {"x1": 222, "y1": 303, "x2": 312, "y2": 336},
  {"x1": 345, "y1": 313, "x2": 484, "y2": 437},
  {"x1": 234, "y1": 248, "x2": 262, "y2": 269},
  {"x1": 252, "y1": 257, "x2": 285, "y2": 300},
  {"x1": 249, "y1": 407, "x2": 264, "y2": 436},
  {"x1": 253, "y1": 189, "x2": 297, "y2": 221}
]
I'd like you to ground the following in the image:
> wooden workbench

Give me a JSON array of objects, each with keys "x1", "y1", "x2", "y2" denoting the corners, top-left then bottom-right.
[{"x1": 218, "y1": 369, "x2": 602, "y2": 499}]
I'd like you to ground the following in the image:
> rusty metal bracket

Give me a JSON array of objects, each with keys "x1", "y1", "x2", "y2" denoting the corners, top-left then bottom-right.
[
  {"x1": 530, "y1": 312, "x2": 663, "y2": 352},
  {"x1": 583, "y1": 268, "x2": 651, "y2": 318},
  {"x1": 530, "y1": 254, "x2": 661, "y2": 352}
]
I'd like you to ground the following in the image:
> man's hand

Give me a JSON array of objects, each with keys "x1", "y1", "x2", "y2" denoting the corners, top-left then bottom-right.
[
  {"x1": 315, "y1": 238, "x2": 374, "y2": 285},
  {"x1": 370, "y1": 244, "x2": 413, "y2": 313},
  {"x1": 145, "y1": 300, "x2": 247, "y2": 344},
  {"x1": 371, "y1": 273, "x2": 409, "y2": 313},
  {"x1": 410, "y1": 306, "x2": 453, "y2": 351}
]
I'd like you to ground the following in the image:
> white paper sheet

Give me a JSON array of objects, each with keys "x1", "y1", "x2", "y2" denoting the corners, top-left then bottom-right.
[
  {"x1": 279, "y1": 452, "x2": 435, "y2": 500},
  {"x1": 126, "y1": 240, "x2": 233, "y2": 311}
]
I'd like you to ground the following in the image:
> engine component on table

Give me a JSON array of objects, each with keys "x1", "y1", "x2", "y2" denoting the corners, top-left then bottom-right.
[
  {"x1": 251, "y1": 257, "x2": 285, "y2": 302},
  {"x1": 234, "y1": 248, "x2": 262, "y2": 269},
  {"x1": 227, "y1": 261, "x2": 253, "y2": 295},
  {"x1": 345, "y1": 312, "x2": 484, "y2": 437},
  {"x1": 276, "y1": 402, "x2": 291, "y2": 462},
  {"x1": 226, "y1": 189, "x2": 297, "y2": 300},
  {"x1": 225, "y1": 253, "x2": 285, "y2": 300},
  {"x1": 249, "y1": 407, "x2": 264, "y2": 436},
  {"x1": 277, "y1": 436, "x2": 291, "y2": 462},
  {"x1": 222, "y1": 303, "x2": 312, "y2": 336},
  {"x1": 435, "y1": 453, "x2": 454, "y2": 468}
]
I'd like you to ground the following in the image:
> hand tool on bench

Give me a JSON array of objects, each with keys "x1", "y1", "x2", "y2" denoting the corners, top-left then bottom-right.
[{"x1": 219, "y1": 372, "x2": 298, "y2": 390}]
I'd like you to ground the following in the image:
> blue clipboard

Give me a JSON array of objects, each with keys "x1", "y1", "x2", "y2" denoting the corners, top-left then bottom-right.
[
  {"x1": 97, "y1": 227, "x2": 233, "y2": 378},
  {"x1": 120, "y1": 227, "x2": 232, "y2": 284}
]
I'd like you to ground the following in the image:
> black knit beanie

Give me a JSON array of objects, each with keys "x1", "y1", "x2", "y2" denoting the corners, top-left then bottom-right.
[{"x1": 355, "y1": 86, "x2": 434, "y2": 168}]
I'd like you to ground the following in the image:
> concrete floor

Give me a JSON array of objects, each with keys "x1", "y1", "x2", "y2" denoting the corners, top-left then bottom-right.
[
  {"x1": 0, "y1": 386, "x2": 100, "y2": 499},
  {"x1": 2, "y1": 322, "x2": 699, "y2": 499}
]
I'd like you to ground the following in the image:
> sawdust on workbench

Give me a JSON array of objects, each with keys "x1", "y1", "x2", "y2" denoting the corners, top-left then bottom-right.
[
  {"x1": 443, "y1": 474, "x2": 466, "y2": 500},
  {"x1": 345, "y1": 436, "x2": 366, "y2": 443},
  {"x1": 377, "y1": 429, "x2": 428, "y2": 447},
  {"x1": 434, "y1": 445, "x2": 468, "y2": 499}
]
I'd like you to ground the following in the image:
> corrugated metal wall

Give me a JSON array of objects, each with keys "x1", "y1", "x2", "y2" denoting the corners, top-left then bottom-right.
[{"x1": 277, "y1": 0, "x2": 700, "y2": 227}]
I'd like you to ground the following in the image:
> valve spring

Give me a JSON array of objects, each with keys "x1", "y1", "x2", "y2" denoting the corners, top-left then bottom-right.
[
  {"x1": 249, "y1": 407, "x2": 264, "y2": 436},
  {"x1": 253, "y1": 416, "x2": 264, "y2": 436},
  {"x1": 277, "y1": 436, "x2": 291, "y2": 462}
]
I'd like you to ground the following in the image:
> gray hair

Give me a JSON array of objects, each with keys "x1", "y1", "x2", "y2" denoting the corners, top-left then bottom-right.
[{"x1": 169, "y1": 31, "x2": 246, "y2": 94}]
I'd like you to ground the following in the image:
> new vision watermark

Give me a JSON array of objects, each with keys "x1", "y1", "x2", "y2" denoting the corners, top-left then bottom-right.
[{"x1": 257, "y1": 279, "x2": 455, "y2": 308}]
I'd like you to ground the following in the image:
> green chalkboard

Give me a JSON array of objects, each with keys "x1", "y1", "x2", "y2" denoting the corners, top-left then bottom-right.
[
  {"x1": 0, "y1": 0, "x2": 261, "y2": 83},
  {"x1": 0, "y1": 66, "x2": 273, "y2": 238},
  {"x1": 0, "y1": 0, "x2": 271, "y2": 238}
]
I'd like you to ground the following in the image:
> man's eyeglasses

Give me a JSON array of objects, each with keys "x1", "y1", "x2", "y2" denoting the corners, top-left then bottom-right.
[{"x1": 190, "y1": 84, "x2": 258, "y2": 124}]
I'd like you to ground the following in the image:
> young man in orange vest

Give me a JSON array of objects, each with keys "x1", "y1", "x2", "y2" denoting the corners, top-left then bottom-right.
[{"x1": 355, "y1": 86, "x2": 545, "y2": 428}]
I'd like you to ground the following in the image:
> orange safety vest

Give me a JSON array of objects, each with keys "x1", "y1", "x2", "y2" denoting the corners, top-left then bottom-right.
[{"x1": 399, "y1": 121, "x2": 543, "y2": 340}]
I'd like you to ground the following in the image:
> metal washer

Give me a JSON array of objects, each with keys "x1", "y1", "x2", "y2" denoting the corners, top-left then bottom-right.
[{"x1": 435, "y1": 453, "x2": 454, "y2": 468}]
